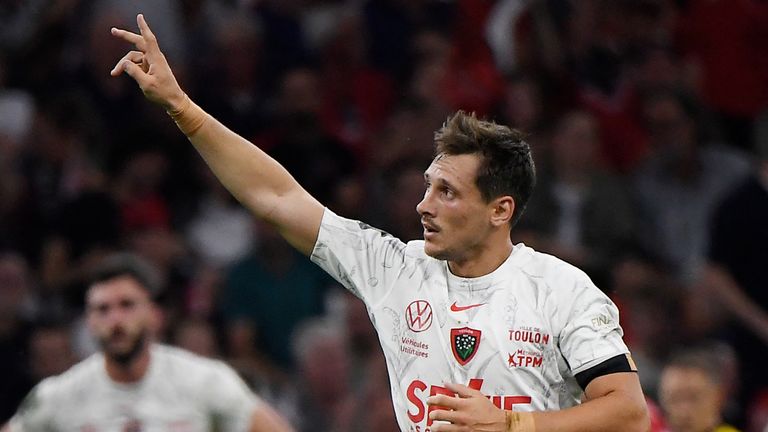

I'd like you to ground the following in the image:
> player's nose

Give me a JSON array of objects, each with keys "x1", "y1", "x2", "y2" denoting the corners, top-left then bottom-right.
[{"x1": 416, "y1": 190, "x2": 434, "y2": 217}]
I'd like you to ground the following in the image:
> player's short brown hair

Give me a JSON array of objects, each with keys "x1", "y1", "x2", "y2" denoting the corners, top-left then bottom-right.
[
  {"x1": 88, "y1": 253, "x2": 161, "y2": 299},
  {"x1": 434, "y1": 111, "x2": 536, "y2": 227}
]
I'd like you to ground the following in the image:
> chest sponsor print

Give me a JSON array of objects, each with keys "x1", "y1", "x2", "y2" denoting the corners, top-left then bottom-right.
[{"x1": 451, "y1": 327, "x2": 481, "y2": 366}]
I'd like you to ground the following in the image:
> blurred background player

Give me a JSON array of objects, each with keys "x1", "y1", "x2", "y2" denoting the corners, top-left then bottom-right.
[
  {"x1": 658, "y1": 343, "x2": 741, "y2": 432},
  {"x1": 1, "y1": 253, "x2": 293, "y2": 432}
]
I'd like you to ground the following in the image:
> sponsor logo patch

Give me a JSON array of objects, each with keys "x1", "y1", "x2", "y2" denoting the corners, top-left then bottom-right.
[
  {"x1": 508, "y1": 349, "x2": 543, "y2": 368},
  {"x1": 449, "y1": 301, "x2": 486, "y2": 312},
  {"x1": 406, "y1": 300, "x2": 433, "y2": 332}
]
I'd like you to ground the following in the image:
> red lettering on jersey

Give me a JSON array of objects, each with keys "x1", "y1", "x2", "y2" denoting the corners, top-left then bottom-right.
[
  {"x1": 467, "y1": 378, "x2": 483, "y2": 391},
  {"x1": 407, "y1": 380, "x2": 427, "y2": 423},
  {"x1": 427, "y1": 385, "x2": 454, "y2": 426},
  {"x1": 508, "y1": 350, "x2": 543, "y2": 369},
  {"x1": 490, "y1": 395, "x2": 502, "y2": 409},
  {"x1": 504, "y1": 396, "x2": 533, "y2": 410},
  {"x1": 407, "y1": 378, "x2": 531, "y2": 427},
  {"x1": 509, "y1": 329, "x2": 551, "y2": 345}
]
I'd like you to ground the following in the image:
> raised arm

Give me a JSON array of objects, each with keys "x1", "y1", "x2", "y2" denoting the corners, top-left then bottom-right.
[{"x1": 110, "y1": 14, "x2": 324, "y2": 255}]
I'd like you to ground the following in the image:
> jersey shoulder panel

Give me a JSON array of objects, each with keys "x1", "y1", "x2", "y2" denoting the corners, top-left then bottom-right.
[
  {"x1": 39, "y1": 353, "x2": 103, "y2": 397},
  {"x1": 153, "y1": 344, "x2": 232, "y2": 380},
  {"x1": 511, "y1": 245, "x2": 592, "y2": 286}
]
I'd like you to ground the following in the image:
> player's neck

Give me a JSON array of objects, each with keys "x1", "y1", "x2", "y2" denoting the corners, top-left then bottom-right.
[
  {"x1": 104, "y1": 346, "x2": 152, "y2": 384},
  {"x1": 448, "y1": 235, "x2": 513, "y2": 278}
]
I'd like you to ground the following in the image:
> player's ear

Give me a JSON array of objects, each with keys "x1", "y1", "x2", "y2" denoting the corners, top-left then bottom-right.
[{"x1": 489, "y1": 196, "x2": 515, "y2": 227}]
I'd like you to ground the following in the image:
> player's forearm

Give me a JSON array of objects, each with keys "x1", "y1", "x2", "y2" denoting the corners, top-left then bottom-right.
[
  {"x1": 172, "y1": 97, "x2": 323, "y2": 254},
  {"x1": 529, "y1": 390, "x2": 649, "y2": 432}
]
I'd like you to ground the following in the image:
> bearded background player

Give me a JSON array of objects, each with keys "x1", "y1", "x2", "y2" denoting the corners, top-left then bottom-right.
[
  {"x1": 1, "y1": 254, "x2": 293, "y2": 432},
  {"x1": 108, "y1": 14, "x2": 649, "y2": 432}
]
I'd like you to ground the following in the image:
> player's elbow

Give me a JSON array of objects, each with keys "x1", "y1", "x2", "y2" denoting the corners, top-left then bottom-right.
[{"x1": 624, "y1": 399, "x2": 651, "y2": 432}]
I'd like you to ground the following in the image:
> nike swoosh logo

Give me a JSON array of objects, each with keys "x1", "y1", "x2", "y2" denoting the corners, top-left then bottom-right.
[{"x1": 450, "y1": 301, "x2": 486, "y2": 312}]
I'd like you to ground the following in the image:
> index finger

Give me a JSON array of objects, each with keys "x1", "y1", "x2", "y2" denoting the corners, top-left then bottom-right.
[
  {"x1": 426, "y1": 394, "x2": 462, "y2": 410},
  {"x1": 136, "y1": 14, "x2": 156, "y2": 43},
  {"x1": 110, "y1": 27, "x2": 144, "y2": 47},
  {"x1": 444, "y1": 383, "x2": 483, "y2": 398}
]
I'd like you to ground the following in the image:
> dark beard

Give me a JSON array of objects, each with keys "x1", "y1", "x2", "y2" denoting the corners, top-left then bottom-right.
[{"x1": 103, "y1": 329, "x2": 148, "y2": 366}]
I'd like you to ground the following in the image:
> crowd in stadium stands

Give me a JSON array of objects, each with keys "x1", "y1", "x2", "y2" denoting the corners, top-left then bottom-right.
[{"x1": 1, "y1": 0, "x2": 767, "y2": 431}]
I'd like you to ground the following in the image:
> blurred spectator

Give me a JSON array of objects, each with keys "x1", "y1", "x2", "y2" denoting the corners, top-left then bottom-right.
[
  {"x1": 27, "y1": 322, "x2": 76, "y2": 381},
  {"x1": 316, "y1": 10, "x2": 396, "y2": 160},
  {"x1": 516, "y1": 110, "x2": 640, "y2": 288},
  {"x1": 259, "y1": 67, "x2": 357, "y2": 204},
  {"x1": 197, "y1": 9, "x2": 269, "y2": 140},
  {"x1": 378, "y1": 160, "x2": 430, "y2": 241},
  {"x1": 496, "y1": 73, "x2": 551, "y2": 152},
  {"x1": 0, "y1": 253, "x2": 37, "y2": 422},
  {"x1": 288, "y1": 317, "x2": 354, "y2": 432},
  {"x1": 220, "y1": 222, "x2": 330, "y2": 369},
  {"x1": 659, "y1": 343, "x2": 741, "y2": 432},
  {"x1": 0, "y1": 0, "x2": 86, "y2": 94},
  {"x1": 369, "y1": 101, "x2": 444, "y2": 172},
  {"x1": 746, "y1": 391, "x2": 768, "y2": 432},
  {"x1": 633, "y1": 89, "x2": 750, "y2": 283},
  {"x1": 614, "y1": 262, "x2": 683, "y2": 400},
  {"x1": 327, "y1": 176, "x2": 368, "y2": 223},
  {"x1": 113, "y1": 147, "x2": 187, "y2": 309},
  {"x1": 186, "y1": 165, "x2": 257, "y2": 270},
  {"x1": 693, "y1": 114, "x2": 768, "y2": 424},
  {"x1": 172, "y1": 318, "x2": 221, "y2": 359},
  {"x1": 331, "y1": 289, "x2": 399, "y2": 431},
  {"x1": 676, "y1": 0, "x2": 768, "y2": 151},
  {"x1": 251, "y1": 0, "x2": 311, "y2": 89},
  {"x1": 18, "y1": 92, "x2": 107, "y2": 270},
  {"x1": 647, "y1": 396, "x2": 672, "y2": 432},
  {"x1": 224, "y1": 318, "x2": 289, "y2": 398}
]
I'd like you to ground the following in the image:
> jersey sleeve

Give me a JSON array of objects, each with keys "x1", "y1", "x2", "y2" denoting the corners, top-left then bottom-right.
[
  {"x1": 556, "y1": 278, "x2": 630, "y2": 377},
  {"x1": 203, "y1": 361, "x2": 262, "y2": 432},
  {"x1": 310, "y1": 208, "x2": 409, "y2": 307},
  {"x1": 8, "y1": 379, "x2": 58, "y2": 432}
]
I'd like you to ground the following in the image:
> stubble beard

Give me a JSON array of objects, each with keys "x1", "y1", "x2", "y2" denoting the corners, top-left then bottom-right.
[{"x1": 102, "y1": 328, "x2": 148, "y2": 366}]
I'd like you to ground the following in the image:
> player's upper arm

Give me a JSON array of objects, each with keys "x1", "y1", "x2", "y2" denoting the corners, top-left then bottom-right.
[
  {"x1": 203, "y1": 360, "x2": 294, "y2": 432},
  {"x1": 265, "y1": 187, "x2": 325, "y2": 256},
  {"x1": 6, "y1": 379, "x2": 58, "y2": 432},
  {"x1": 583, "y1": 370, "x2": 646, "y2": 410}
]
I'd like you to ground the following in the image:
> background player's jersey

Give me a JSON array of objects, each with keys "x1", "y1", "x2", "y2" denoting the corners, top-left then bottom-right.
[
  {"x1": 311, "y1": 209, "x2": 630, "y2": 432},
  {"x1": 9, "y1": 344, "x2": 260, "y2": 432}
]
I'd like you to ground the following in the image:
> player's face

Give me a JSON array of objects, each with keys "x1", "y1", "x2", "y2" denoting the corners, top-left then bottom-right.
[
  {"x1": 659, "y1": 367, "x2": 723, "y2": 432},
  {"x1": 86, "y1": 276, "x2": 156, "y2": 364},
  {"x1": 417, "y1": 153, "x2": 495, "y2": 263}
]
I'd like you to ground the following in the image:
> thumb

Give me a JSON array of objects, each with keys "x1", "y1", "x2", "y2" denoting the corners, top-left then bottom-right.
[{"x1": 120, "y1": 60, "x2": 148, "y2": 85}]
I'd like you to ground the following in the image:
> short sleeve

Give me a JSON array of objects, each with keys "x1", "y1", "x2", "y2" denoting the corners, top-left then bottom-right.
[
  {"x1": 557, "y1": 282, "x2": 629, "y2": 375},
  {"x1": 203, "y1": 362, "x2": 261, "y2": 432},
  {"x1": 310, "y1": 208, "x2": 409, "y2": 307},
  {"x1": 8, "y1": 380, "x2": 57, "y2": 432}
]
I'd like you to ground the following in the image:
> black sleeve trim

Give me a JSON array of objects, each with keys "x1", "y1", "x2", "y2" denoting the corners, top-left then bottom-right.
[{"x1": 575, "y1": 354, "x2": 636, "y2": 390}]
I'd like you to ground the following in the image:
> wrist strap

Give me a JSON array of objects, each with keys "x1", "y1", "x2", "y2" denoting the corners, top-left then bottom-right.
[
  {"x1": 505, "y1": 411, "x2": 536, "y2": 432},
  {"x1": 167, "y1": 93, "x2": 207, "y2": 136}
]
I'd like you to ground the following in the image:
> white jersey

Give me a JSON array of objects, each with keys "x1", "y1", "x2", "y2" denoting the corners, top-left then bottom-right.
[
  {"x1": 311, "y1": 210, "x2": 630, "y2": 432},
  {"x1": 9, "y1": 344, "x2": 261, "y2": 432}
]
